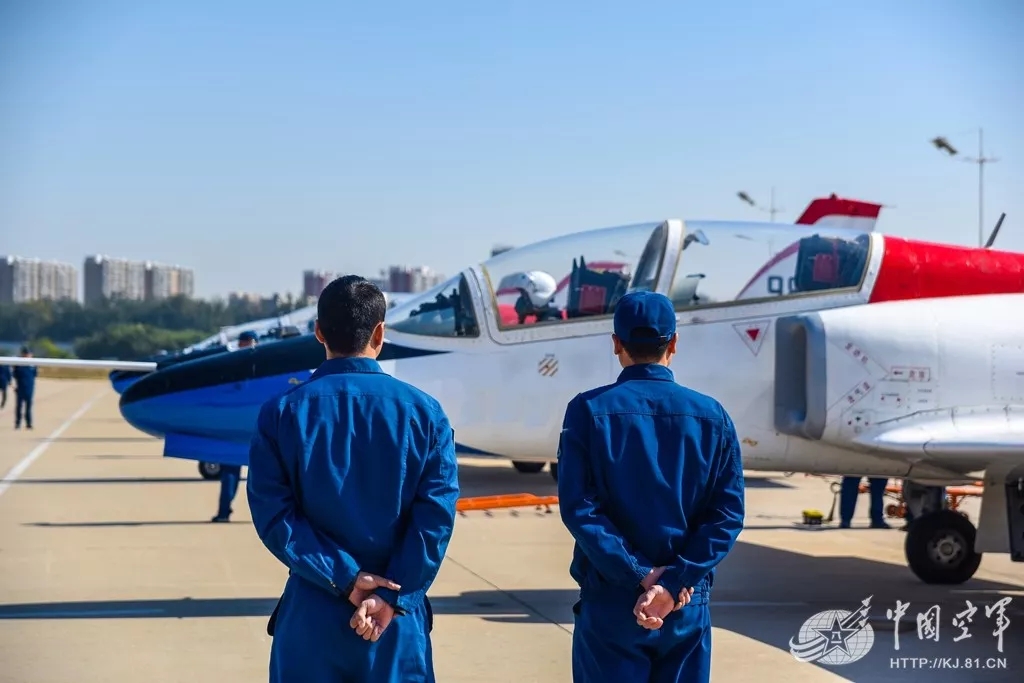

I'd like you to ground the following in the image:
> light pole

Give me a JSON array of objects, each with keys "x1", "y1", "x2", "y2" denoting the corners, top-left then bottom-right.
[
  {"x1": 931, "y1": 129, "x2": 999, "y2": 247},
  {"x1": 737, "y1": 187, "x2": 783, "y2": 222}
]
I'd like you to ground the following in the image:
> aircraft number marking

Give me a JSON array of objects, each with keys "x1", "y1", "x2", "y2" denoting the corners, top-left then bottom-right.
[{"x1": 767, "y1": 276, "x2": 797, "y2": 296}]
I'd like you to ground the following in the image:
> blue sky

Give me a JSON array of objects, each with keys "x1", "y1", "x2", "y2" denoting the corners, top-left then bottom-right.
[{"x1": 1, "y1": 0, "x2": 1021, "y2": 299}]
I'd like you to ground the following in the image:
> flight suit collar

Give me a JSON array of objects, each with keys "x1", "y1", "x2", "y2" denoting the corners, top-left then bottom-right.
[
  {"x1": 311, "y1": 356, "x2": 384, "y2": 380},
  {"x1": 616, "y1": 363, "x2": 675, "y2": 383}
]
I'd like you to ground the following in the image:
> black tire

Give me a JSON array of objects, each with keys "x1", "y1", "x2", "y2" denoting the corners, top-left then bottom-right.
[
  {"x1": 904, "y1": 509, "x2": 982, "y2": 584},
  {"x1": 198, "y1": 461, "x2": 222, "y2": 480},
  {"x1": 512, "y1": 461, "x2": 545, "y2": 474},
  {"x1": 550, "y1": 462, "x2": 558, "y2": 482}
]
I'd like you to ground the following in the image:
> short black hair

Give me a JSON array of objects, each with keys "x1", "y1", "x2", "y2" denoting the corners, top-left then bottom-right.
[
  {"x1": 621, "y1": 326, "x2": 670, "y2": 363},
  {"x1": 317, "y1": 275, "x2": 387, "y2": 355}
]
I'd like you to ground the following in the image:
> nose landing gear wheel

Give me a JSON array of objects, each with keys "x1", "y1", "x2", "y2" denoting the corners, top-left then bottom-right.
[
  {"x1": 198, "y1": 461, "x2": 222, "y2": 480},
  {"x1": 904, "y1": 509, "x2": 982, "y2": 584}
]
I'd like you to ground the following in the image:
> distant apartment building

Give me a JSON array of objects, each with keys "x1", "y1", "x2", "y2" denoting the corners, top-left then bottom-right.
[
  {"x1": 303, "y1": 270, "x2": 336, "y2": 299},
  {"x1": 84, "y1": 255, "x2": 193, "y2": 305},
  {"x1": 0, "y1": 256, "x2": 79, "y2": 304},
  {"x1": 145, "y1": 262, "x2": 195, "y2": 300},
  {"x1": 383, "y1": 265, "x2": 445, "y2": 293}
]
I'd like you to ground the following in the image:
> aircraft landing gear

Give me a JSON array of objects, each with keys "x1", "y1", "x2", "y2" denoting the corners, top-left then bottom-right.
[
  {"x1": 511, "y1": 461, "x2": 545, "y2": 474},
  {"x1": 904, "y1": 509, "x2": 982, "y2": 584},
  {"x1": 550, "y1": 462, "x2": 558, "y2": 482},
  {"x1": 198, "y1": 461, "x2": 222, "y2": 480}
]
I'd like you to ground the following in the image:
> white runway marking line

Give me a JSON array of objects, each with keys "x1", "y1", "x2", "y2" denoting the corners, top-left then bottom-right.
[{"x1": 0, "y1": 390, "x2": 106, "y2": 498}]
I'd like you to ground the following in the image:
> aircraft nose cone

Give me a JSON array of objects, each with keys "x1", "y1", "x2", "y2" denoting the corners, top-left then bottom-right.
[
  {"x1": 109, "y1": 370, "x2": 148, "y2": 395},
  {"x1": 119, "y1": 372, "x2": 178, "y2": 437}
]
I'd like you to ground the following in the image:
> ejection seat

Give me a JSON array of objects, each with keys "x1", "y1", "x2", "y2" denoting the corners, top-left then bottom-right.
[
  {"x1": 793, "y1": 234, "x2": 869, "y2": 292},
  {"x1": 566, "y1": 257, "x2": 631, "y2": 319}
]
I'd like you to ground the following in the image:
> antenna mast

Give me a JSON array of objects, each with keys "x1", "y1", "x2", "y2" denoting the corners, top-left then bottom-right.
[{"x1": 965, "y1": 128, "x2": 999, "y2": 247}]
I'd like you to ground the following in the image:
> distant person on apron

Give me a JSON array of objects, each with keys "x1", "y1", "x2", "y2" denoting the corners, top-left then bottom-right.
[
  {"x1": 0, "y1": 362, "x2": 10, "y2": 409},
  {"x1": 210, "y1": 331, "x2": 259, "y2": 523},
  {"x1": 839, "y1": 477, "x2": 890, "y2": 528},
  {"x1": 12, "y1": 346, "x2": 36, "y2": 430}
]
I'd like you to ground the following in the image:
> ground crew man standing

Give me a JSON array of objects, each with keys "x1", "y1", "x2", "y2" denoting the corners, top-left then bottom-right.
[
  {"x1": 12, "y1": 346, "x2": 36, "y2": 430},
  {"x1": 210, "y1": 331, "x2": 260, "y2": 523},
  {"x1": 557, "y1": 291, "x2": 745, "y2": 683},
  {"x1": 246, "y1": 275, "x2": 460, "y2": 682},
  {"x1": 0, "y1": 362, "x2": 10, "y2": 409},
  {"x1": 838, "y1": 476, "x2": 889, "y2": 528}
]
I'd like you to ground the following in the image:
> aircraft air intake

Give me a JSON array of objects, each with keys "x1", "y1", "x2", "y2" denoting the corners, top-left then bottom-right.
[{"x1": 773, "y1": 313, "x2": 828, "y2": 441}]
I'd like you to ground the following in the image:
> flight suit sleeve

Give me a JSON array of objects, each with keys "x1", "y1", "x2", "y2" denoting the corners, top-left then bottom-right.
[
  {"x1": 557, "y1": 396, "x2": 655, "y2": 589},
  {"x1": 658, "y1": 412, "x2": 745, "y2": 597},
  {"x1": 246, "y1": 399, "x2": 362, "y2": 598},
  {"x1": 374, "y1": 409, "x2": 460, "y2": 615}
]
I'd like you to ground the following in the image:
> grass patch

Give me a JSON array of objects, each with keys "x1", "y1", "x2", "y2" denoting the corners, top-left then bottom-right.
[{"x1": 37, "y1": 366, "x2": 112, "y2": 380}]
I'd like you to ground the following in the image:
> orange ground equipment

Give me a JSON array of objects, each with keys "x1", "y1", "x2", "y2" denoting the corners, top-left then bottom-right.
[
  {"x1": 455, "y1": 493, "x2": 559, "y2": 514},
  {"x1": 855, "y1": 479, "x2": 984, "y2": 519}
]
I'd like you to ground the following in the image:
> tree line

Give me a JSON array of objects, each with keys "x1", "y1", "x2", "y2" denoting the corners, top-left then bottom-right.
[{"x1": 0, "y1": 296, "x2": 307, "y2": 360}]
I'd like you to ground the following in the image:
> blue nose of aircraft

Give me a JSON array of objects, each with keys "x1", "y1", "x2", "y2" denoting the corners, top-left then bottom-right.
[{"x1": 119, "y1": 335, "x2": 326, "y2": 441}]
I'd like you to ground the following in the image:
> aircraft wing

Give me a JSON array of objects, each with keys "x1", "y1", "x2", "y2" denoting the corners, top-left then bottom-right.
[
  {"x1": 0, "y1": 356, "x2": 158, "y2": 372},
  {"x1": 853, "y1": 409, "x2": 1024, "y2": 458}
]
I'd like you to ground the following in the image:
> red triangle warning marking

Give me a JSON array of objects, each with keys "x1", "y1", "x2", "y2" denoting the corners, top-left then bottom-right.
[{"x1": 734, "y1": 320, "x2": 770, "y2": 356}]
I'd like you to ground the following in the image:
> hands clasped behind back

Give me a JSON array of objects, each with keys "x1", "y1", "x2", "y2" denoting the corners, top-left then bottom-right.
[
  {"x1": 634, "y1": 566, "x2": 695, "y2": 630},
  {"x1": 347, "y1": 572, "x2": 401, "y2": 642}
]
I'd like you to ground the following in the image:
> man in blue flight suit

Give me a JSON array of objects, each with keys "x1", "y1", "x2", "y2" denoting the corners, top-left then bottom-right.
[
  {"x1": 558, "y1": 291, "x2": 746, "y2": 683},
  {"x1": 839, "y1": 476, "x2": 890, "y2": 528},
  {"x1": 0, "y1": 362, "x2": 10, "y2": 409},
  {"x1": 13, "y1": 346, "x2": 37, "y2": 430},
  {"x1": 247, "y1": 275, "x2": 459, "y2": 682},
  {"x1": 211, "y1": 330, "x2": 259, "y2": 523}
]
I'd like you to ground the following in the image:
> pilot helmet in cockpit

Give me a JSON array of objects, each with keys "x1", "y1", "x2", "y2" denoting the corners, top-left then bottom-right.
[
  {"x1": 504, "y1": 270, "x2": 557, "y2": 308},
  {"x1": 500, "y1": 270, "x2": 561, "y2": 324}
]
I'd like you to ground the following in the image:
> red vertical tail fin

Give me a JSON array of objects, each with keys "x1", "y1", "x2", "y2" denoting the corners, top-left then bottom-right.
[{"x1": 796, "y1": 193, "x2": 883, "y2": 232}]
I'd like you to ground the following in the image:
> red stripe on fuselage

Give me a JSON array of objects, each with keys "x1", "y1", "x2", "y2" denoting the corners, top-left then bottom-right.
[{"x1": 870, "y1": 236, "x2": 1024, "y2": 303}]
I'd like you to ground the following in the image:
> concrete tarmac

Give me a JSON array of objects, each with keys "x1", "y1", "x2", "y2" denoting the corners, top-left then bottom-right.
[{"x1": 1, "y1": 379, "x2": 1022, "y2": 682}]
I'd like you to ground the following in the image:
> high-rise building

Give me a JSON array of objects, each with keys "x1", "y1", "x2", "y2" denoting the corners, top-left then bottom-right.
[
  {"x1": 84, "y1": 256, "x2": 193, "y2": 305},
  {"x1": 0, "y1": 256, "x2": 79, "y2": 303},
  {"x1": 84, "y1": 256, "x2": 146, "y2": 305},
  {"x1": 144, "y1": 262, "x2": 195, "y2": 300},
  {"x1": 303, "y1": 270, "x2": 336, "y2": 298}
]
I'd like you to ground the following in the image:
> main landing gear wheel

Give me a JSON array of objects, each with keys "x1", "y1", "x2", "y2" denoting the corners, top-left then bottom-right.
[
  {"x1": 550, "y1": 462, "x2": 558, "y2": 482},
  {"x1": 904, "y1": 509, "x2": 983, "y2": 584},
  {"x1": 512, "y1": 461, "x2": 545, "y2": 474},
  {"x1": 198, "y1": 461, "x2": 222, "y2": 480}
]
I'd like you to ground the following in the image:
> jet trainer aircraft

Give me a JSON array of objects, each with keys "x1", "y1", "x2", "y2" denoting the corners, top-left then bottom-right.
[
  {"x1": 6, "y1": 195, "x2": 1024, "y2": 587},
  {"x1": 106, "y1": 292, "x2": 413, "y2": 397}
]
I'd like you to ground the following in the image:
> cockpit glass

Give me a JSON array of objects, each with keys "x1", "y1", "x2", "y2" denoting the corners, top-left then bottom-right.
[
  {"x1": 668, "y1": 223, "x2": 871, "y2": 309},
  {"x1": 387, "y1": 274, "x2": 480, "y2": 338},
  {"x1": 480, "y1": 222, "x2": 664, "y2": 328}
]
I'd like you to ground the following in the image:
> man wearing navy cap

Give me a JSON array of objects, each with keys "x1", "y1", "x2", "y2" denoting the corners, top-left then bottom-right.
[
  {"x1": 557, "y1": 290, "x2": 745, "y2": 682},
  {"x1": 210, "y1": 331, "x2": 259, "y2": 522}
]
